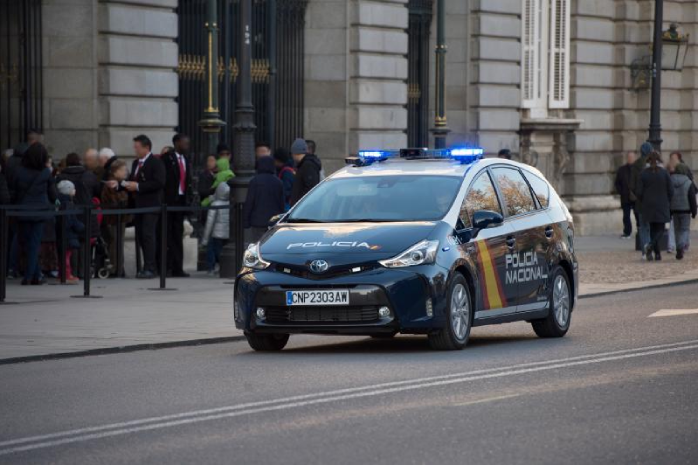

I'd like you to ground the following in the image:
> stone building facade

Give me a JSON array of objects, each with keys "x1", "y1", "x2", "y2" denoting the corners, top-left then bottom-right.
[{"x1": 2, "y1": 0, "x2": 696, "y2": 234}]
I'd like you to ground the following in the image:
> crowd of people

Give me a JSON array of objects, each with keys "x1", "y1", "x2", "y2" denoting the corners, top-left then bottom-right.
[
  {"x1": 615, "y1": 142, "x2": 697, "y2": 261},
  {"x1": 0, "y1": 130, "x2": 323, "y2": 284}
]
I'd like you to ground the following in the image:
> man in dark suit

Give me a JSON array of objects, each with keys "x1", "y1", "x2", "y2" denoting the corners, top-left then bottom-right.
[
  {"x1": 162, "y1": 133, "x2": 192, "y2": 277},
  {"x1": 126, "y1": 134, "x2": 165, "y2": 279}
]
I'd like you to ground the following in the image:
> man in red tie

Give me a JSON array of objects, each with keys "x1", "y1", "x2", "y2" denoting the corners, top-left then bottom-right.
[{"x1": 162, "y1": 134, "x2": 193, "y2": 277}]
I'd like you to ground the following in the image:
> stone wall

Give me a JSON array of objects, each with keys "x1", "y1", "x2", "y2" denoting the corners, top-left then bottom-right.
[
  {"x1": 97, "y1": 0, "x2": 179, "y2": 156},
  {"x1": 41, "y1": 0, "x2": 99, "y2": 157},
  {"x1": 304, "y1": 0, "x2": 409, "y2": 174}
]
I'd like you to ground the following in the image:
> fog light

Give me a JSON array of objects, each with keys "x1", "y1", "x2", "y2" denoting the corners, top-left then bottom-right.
[
  {"x1": 425, "y1": 299, "x2": 433, "y2": 317},
  {"x1": 256, "y1": 307, "x2": 266, "y2": 319},
  {"x1": 378, "y1": 306, "x2": 391, "y2": 318}
]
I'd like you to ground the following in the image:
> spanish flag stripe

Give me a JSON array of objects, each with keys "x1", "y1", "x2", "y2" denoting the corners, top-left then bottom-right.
[{"x1": 476, "y1": 240, "x2": 504, "y2": 309}]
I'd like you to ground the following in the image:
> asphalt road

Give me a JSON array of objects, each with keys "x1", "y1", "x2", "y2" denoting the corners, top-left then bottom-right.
[{"x1": 1, "y1": 283, "x2": 698, "y2": 464}]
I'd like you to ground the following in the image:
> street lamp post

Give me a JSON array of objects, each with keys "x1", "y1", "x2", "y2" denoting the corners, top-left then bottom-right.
[
  {"x1": 219, "y1": 0, "x2": 257, "y2": 278},
  {"x1": 198, "y1": 0, "x2": 226, "y2": 157},
  {"x1": 648, "y1": 0, "x2": 663, "y2": 150},
  {"x1": 430, "y1": 0, "x2": 449, "y2": 149}
]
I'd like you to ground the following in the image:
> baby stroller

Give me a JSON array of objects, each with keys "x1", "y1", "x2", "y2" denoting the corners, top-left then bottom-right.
[{"x1": 91, "y1": 198, "x2": 112, "y2": 279}]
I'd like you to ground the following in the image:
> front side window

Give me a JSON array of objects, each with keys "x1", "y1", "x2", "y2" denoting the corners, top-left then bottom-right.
[
  {"x1": 492, "y1": 167, "x2": 537, "y2": 217},
  {"x1": 460, "y1": 171, "x2": 502, "y2": 228},
  {"x1": 288, "y1": 175, "x2": 462, "y2": 223},
  {"x1": 522, "y1": 170, "x2": 550, "y2": 208}
]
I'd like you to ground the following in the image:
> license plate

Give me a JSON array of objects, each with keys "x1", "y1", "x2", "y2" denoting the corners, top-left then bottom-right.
[{"x1": 286, "y1": 290, "x2": 350, "y2": 306}]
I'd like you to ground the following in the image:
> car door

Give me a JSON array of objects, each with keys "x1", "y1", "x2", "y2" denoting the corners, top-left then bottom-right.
[
  {"x1": 458, "y1": 169, "x2": 518, "y2": 318},
  {"x1": 490, "y1": 166, "x2": 551, "y2": 314}
]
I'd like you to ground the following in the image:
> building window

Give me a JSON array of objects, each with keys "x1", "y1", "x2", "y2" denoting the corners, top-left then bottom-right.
[{"x1": 521, "y1": 0, "x2": 570, "y2": 116}]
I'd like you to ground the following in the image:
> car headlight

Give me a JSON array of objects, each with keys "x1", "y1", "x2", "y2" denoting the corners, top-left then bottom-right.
[
  {"x1": 243, "y1": 242, "x2": 270, "y2": 270},
  {"x1": 379, "y1": 240, "x2": 439, "y2": 268}
]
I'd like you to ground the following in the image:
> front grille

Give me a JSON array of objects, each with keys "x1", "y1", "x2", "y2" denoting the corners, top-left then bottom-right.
[
  {"x1": 273, "y1": 264, "x2": 376, "y2": 280},
  {"x1": 265, "y1": 306, "x2": 380, "y2": 324}
]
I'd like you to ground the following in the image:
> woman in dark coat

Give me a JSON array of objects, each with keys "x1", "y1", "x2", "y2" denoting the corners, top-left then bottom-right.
[
  {"x1": 638, "y1": 152, "x2": 674, "y2": 261},
  {"x1": 10, "y1": 143, "x2": 56, "y2": 284}
]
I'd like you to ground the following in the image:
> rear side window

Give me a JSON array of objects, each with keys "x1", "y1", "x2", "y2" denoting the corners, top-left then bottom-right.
[
  {"x1": 522, "y1": 171, "x2": 550, "y2": 208},
  {"x1": 491, "y1": 167, "x2": 537, "y2": 217},
  {"x1": 460, "y1": 171, "x2": 502, "y2": 228}
]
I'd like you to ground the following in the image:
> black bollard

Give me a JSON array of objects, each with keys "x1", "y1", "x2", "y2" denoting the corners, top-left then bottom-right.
[
  {"x1": 0, "y1": 208, "x2": 7, "y2": 303},
  {"x1": 59, "y1": 213, "x2": 67, "y2": 284},
  {"x1": 72, "y1": 205, "x2": 101, "y2": 299},
  {"x1": 115, "y1": 213, "x2": 123, "y2": 278},
  {"x1": 149, "y1": 204, "x2": 175, "y2": 291}
]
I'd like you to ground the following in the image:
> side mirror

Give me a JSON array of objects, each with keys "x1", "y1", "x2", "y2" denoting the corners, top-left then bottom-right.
[
  {"x1": 471, "y1": 210, "x2": 504, "y2": 237},
  {"x1": 268, "y1": 213, "x2": 285, "y2": 228}
]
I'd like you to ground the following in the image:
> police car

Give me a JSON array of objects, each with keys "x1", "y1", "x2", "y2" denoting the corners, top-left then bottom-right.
[{"x1": 235, "y1": 147, "x2": 578, "y2": 351}]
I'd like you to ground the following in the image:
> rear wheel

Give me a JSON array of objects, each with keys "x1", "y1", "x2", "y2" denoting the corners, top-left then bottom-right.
[
  {"x1": 245, "y1": 332, "x2": 289, "y2": 351},
  {"x1": 531, "y1": 267, "x2": 571, "y2": 338},
  {"x1": 428, "y1": 274, "x2": 472, "y2": 350}
]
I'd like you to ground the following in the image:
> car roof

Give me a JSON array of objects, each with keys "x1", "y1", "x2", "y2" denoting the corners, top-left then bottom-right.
[{"x1": 331, "y1": 157, "x2": 543, "y2": 180}]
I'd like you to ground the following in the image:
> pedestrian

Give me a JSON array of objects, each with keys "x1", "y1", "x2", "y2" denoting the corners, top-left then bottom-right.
[
  {"x1": 289, "y1": 138, "x2": 321, "y2": 206},
  {"x1": 243, "y1": 156, "x2": 284, "y2": 244},
  {"x1": 9, "y1": 143, "x2": 56, "y2": 285},
  {"x1": 198, "y1": 154, "x2": 218, "y2": 202},
  {"x1": 630, "y1": 141, "x2": 654, "y2": 259},
  {"x1": 118, "y1": 135, "x2": 165, "y2": 279},
  {"x1": 306, "y1": 139, "x2": 325, "y2": 181},
  {"x1": 99, "y1": 147, "x2": 117, "y2": 181},
  {"x1": 5, "y1": 142, "x2": 29, "y2": 278},
  {"x1": 202, "y1": 182, "x2": 230, "y2": 275},
  {"x1": 40, "y1": 155, "x2": 58, "y2": 278},
  {"x1": 217, "y1": 144, "x2": 232, "y2": 162},
  {"x1": 273, "y1": 147, "x2": 295, "y2": 211},
  {"x1": 637, "y1": 151, "x2": 673, "y2": 261},
  {"x1": 669, "y1": 151, "x2": 694, "y2": 181},
  {"x1": 0, "y1": 158, "x2": 10, "y2": 205},
  {"x1": 255, "y1": 141, "x2": 272, "y2": 160},
  {"x1": 83, "y1": 148, "x2": 101, "y2": 177},
  {"x1": 614, "y1": 151, "x2": 638, "y2": 238},
  {"x1": 669, "y1": 163, "x2": 696, "y2": 260},
  {"x1": 56, "y1": 180, "x2": 85, "y2": 284},
  {"x1": 101, "y1": 159, "x2": 131, "y2": 276},
  {"x1": 498, "y1": 149, "x2": 512, "y2": 160},
  {"x1": 162, "y1": 133, "x2": 192, "y2": 277},
  {"x1": 160, "y1": 146, "x2": 173, "y2": 157},
  {"x1": 201, "y1": 157, "x2": 234, "y2": 207},
  {"x1": 56, "y1": 152, "x2": 100, "y2": 238}
]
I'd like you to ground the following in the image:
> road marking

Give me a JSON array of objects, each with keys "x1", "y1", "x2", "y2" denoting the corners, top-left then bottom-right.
[
  {"x1": 649, "y1": 309, "x2": 698, "y2": 318},
  {"x1": 1, "y1": 339, "x2": 698, "y2": 456},
  {"x1": 453, "y1": 393, "x2": 521, "y2": 407}
]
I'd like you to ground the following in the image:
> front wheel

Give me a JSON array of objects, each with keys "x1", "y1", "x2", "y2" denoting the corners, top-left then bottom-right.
[
  {"x1": 245, "y1": 332, "x2": 289, "y2": 351},
  {"x1": 531, "y1": 267, "x2": 571, "y2": 338},
  {"x1": 428, "y1": 274, "x2": 472, "y2": 350}
]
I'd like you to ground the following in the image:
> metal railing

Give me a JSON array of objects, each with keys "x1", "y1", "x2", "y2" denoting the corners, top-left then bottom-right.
[{"x1": 0, "y1": 203, "x2": 244, "y2": 302}]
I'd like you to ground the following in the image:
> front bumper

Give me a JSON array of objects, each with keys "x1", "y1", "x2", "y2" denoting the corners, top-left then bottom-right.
[{"x1": 235, "y1": 265, "x2": 450, "y2": 335}]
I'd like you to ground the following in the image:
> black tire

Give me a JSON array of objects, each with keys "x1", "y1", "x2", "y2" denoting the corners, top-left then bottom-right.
[
  {"x1": 531, "y1": 267, "x2": 572, "y2": 338},
  {"x1": 245, "y1": 332, "x2": 290, "y2": 351},
  {"x1": 428, "y1": 273, "x2": 472, "y2": 350}
]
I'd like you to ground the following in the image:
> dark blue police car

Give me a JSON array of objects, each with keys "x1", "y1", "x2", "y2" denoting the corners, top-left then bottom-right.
[{"x1": 235, "y1": 147, "x2": 578, "y2": 351}]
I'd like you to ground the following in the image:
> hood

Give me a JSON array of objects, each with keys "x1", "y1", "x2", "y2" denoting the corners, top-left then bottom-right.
[
  {"x1": 260, "y1": 221, "x2": 438, "y2": 268},
  {"x1": 672, "y1": 173, "x2": 690, "y2": 187},
  {"x1": 256, "y1": 156, "x2": 275, "y2": 175},
  {"x1": 214, "y1": 181, "x2": 230, "y2": 200},
  {"x1": 216, "y1": 158, "x2": 230, "y2": 172},
  {"x1": 299, "y1": 153, "x2": 321, "y2": 170}
]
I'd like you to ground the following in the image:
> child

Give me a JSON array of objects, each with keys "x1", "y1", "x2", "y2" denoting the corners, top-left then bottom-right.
[
  {"x1": 57, "y1": 180, "x2": 85, "y2": 284},
  {"x1": 101, "y1": 160, "x2": 132, "y2": 276},
  {"x1": 201, "y1": 182, "x2": 230, "y2": 275}
]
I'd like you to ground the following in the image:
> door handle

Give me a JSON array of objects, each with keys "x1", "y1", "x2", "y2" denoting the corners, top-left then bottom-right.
[
  {"x1": 545, "y1": 226, "x2": 554, "y2": 239},
  {"x1": 506, "y1": 236, "x2": 516, "y2": 249}
]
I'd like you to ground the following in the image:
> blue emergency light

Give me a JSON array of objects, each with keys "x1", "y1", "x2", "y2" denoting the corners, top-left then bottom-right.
[{"x1": 356, "y1": 146, "x2": 484, "y2": 165}]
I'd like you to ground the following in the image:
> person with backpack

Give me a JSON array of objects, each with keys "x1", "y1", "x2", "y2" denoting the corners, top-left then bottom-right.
[
  {"x1": 289, "y1": 138, "x2": 322, "y2": 206},
  {"x1": 243, "y1": 156, "x2": 285, "y2": 244},
  {"x1": 56, "y1": 152, "x2": 100, "y2": 238},
  {"x1": 630, "y1": 141, "x2": 654, "y2": 258},
  {"x1": 56, "y1": 180, "x2": 85, "y2": 284},
  {"x1": 670, "y1": 163, "x2": 696, "y2": 260},
  {"x1": 273, "y1": 147, "x2": 295, "y2": 211},
  {"x1": 637, "y1": 151, "x2": 673, "y2": 261}
]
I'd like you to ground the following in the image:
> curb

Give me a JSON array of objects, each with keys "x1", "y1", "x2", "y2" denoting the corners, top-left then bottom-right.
[
  {"x1": 579, "y1": 277, "x2": 698, "y2": 299},
  {"x1": 0, "y1": 335, "x2": 246, "y2": 366}
]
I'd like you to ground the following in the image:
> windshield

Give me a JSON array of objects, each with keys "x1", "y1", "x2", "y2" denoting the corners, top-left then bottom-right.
[{"x1": 288, "y1": 175, "x2": 462, "y2": 222}]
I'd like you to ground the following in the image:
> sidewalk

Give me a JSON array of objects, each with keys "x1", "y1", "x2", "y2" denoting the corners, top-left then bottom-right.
[
  {"x1": 1, "y1": 233, "x2": 697, "y2": 362},
  {"x1": 0, "y1": 276, "x2": 242, "y2": 362}
]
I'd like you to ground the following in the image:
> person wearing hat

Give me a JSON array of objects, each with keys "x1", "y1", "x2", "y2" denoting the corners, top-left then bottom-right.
[
  {"x1": 630, "y1": 141, "x2": 654, "y2": 258},
  {"x1": 56, "y1": 180, "x2": 85, "y2": 284},
  {"x1": 289, "y1": 138, "x2": 322, "y2": 206}
]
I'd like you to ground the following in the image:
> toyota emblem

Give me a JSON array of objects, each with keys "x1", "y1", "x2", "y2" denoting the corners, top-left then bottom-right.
[{"x1": 309, "y1": 259, "x2": 329, "y2": 273}]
